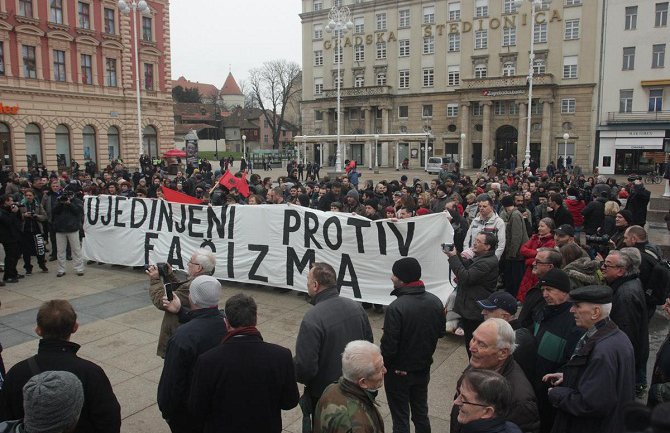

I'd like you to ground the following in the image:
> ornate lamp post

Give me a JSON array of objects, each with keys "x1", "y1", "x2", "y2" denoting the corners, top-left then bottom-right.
[
  {"x1": 563, "y1": 132, "x2": 570, "y2": 171},
  {"x1": 242, "y1": 134, "x2": 246, "y2": 158},
  {"x1": 460, "y1": 133, "x2": 466, "y2": 169}
]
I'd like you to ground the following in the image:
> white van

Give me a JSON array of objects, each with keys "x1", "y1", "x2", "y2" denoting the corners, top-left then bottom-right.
[{"x1": 426, "y1": 157, "x2": 456, "y2": 174}]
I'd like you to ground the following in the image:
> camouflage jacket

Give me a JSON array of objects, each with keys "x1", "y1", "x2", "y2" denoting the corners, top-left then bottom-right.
[{"x1": 313, "y1": 378, "x2": 384, "y2": 433}]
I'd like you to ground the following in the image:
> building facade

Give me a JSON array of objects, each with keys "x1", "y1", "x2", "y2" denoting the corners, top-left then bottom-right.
[
  {"x1": 300, "y1": 0, "x2": 599, "y2": 170},
  {"x1": 0, "y1": 0, "x2": 174, "y2": 172},
  {"x1": 596, "y1": 0, "x2": 670, "y2": 175}
]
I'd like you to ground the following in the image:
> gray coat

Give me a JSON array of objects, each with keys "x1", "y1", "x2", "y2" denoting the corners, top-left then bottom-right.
[
  {"x1": 449, "y1": 251, "x2": 499, "y2": 320},
  {"x1": 500, "y1": 208, "x2": 529, "y2": 260}
]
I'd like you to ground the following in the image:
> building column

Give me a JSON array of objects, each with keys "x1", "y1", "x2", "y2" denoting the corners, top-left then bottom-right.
[
  {"x1": 460, "y1": 102, "x2": 471, "y2": 169},
  {"x1": 381, "y1": 106, "x2": 391, "y2": 167},
  {"x1": 481, "y1": 101, "x2": 492, "y2": 163},
  {"x1": 540, "y1": 99, "x2": 553, "y2": 168},
  {"x1": 516, "y1": 101, "x2": 527, "y2": 165},
  {"x1": 362, "y1": 106, "x2": 372, "y2": 168}
]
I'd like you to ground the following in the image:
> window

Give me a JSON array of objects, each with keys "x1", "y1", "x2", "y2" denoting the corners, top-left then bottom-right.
[
  {"x1": 19, "y1": 0, "x2": 33, "y2": 18},
  {"x1": 334, "y1": 45, "x2": 342, "y2": 64},
  {"x1": 619, "y1": 89, "x2": 633, "y2": 113},
  {"x1": 449, "y1": 33, "x2": 461, "y2": 52},
  {"x1": 107, "y1": 126, "x2": 120, "y2": 161},
  {"x1": 531, "y1": 99, "x2": 543, "y2": 114},
  {"x1": 563, "y1": 55, "x2": 578, "y2": 79},
  {"x1": 354, "y1": 17, "x2": 364, "y2": 33},
  {"x1": 314, "y1": 50, "x2": 323, "y2": 66},
  {"x1": 104, "y1": 8, "x2": 115, "y2": 34},
  {"x1": 472, "y1": 102, "x2": 483, "y2": 116},
  {"x1": 534, "y1": 22, "x2": 547, "y2": 43},
  {"x1": 474, "y1": 64, "x2": 487, "y2": 78},
  {"x1": 653, "y1": 44, "x2": 666, "y2": 68},
  {"x1": 313, "y1": 0, "x2": 322, "y2": 11},
  {"x1": 354, "y1": 75, "x2": 364, "y2": 87},
  {"x1": 649, "y1": 89, "x2": 663, "y2": 111},
  {"x1": 399, "y1": 9, "x2": 410, "y2": 27},
  {"x1": 475, "y1": 0, "x2": 488, "y2": 17},
  {"x1": 448, "y1": 2, "x2": 460, "y2": 21},
  {"x1": 398, "y1": 106, "x2": 409, "y2": 118},
  {"x1": 475, "y1": 30, "x2": 488, "y2": 49},
  {"x1": 503, "y1": 0, "x2": 517, "y2": 14},
  {"x1": 315, "y1": 77, "x2": 323, "y2": 94},
  {"x1": 0, "y1": 42, "x2": 4, "y2": 76},
  {"x1": 314, "y1": 24, "x2": 323, "y2": 39},
  {"x1": 448, "y1": 65, "x2": 460, "y2": 86},
  {"x1": 78, "y1": 2, "x2": 90, "y2": 29},
  {"x1": 423, "y1": 36, "x2": 434, "y2": 54},
  {"x1": 494, "y1": 101, "x2": 506, "y2": 115},
  {"x1": 423, "y1": 68, "x2": 434, "y2": 87},
  {"x1": 377, "y1": 72, "x2": 386, "y2": 85},
  {"x1": 509, "y1": 101, "x2": 519, "y2": 115},
  {"x1": 264, "y1": 134, "x2": 269, "y2": 144},
  {"x1": 502, "y1": 61, "x2": 515, "y2": 76},
  {"x1": 424, "y1": 5, "x2": 435, "y2": 23},
  {"x1": 565, "y1": 0, "x2": 581, "y2": 4},
  {"x1": 447, "y1": 103, "x2": 459, "y2": 117},
  {"x1": 656, "y1": 2, "x2": 668, "y2": 27},
  {"x1": 399, "y1": 39, "x2": 410, "y2": 57},
  {"x1": 334, "y1": 73, "x2": 342, "y2": 88},
  {"x1": 376, "y1": 13, "x2": 387, "y2": 31},
  {"x1": 355, "y1": 44, "x2": 364, "y2": 61},
  {"x1": 564, "y1": 19, "x2": 580, "y2": 40},
  {"x1": 399, "y1": 70, "x2": 410, "y2": 89},
  {"x1": 82, "y1": 125, "x2": 96, "y2": 162},
  {"x1": 503, "y1": 27, "x2": 516, "y2": 46},
  {"x1": 622, "y1": 47, "x2": 635, "y2": 70},
  {"x1": 334, "y1": 0, "x2": 342, "y2": 8},
  {"x1": 376, "y1": 41, "x2": 387, "y2": 59},
  {"x1": 22, "y1": 45, "x2": 37, "y2": 79},
  {"x1": 422, "y1": 104, "x2": 433, "y2": 118},
  {"x1": 81, "y1": 54, "x2": 92, "y2": 84},
  {"x1": 315, "y1": 110, "x2": 323, "y2": 121},
  {"x1": 625, "y1": 6, "x2": 637, "y2": 30},
  {"x1": 105, "y1": 58, "x2": 117, "y2": 87},
  {"x1": 55, "y1": 125, "x2": 71, "y2": 168},
  {"x1": 533, "y1": 59, "x2": 546, "y2": 74},
  {"x1": 51, "y1": 0, "x2": 63, "y2": 24},
  {"x1": 142, "y1": 17, "x2": 152, "y2": 41},
  {"x1": 53, "y1": 50, "x2": 66, "y2": 82},
  {"x1": 561, "y1": 98, "x2": 576, "y2": 113},
  {"x1": 144, "y1": 63, "x2": 154, "y2": 90}
]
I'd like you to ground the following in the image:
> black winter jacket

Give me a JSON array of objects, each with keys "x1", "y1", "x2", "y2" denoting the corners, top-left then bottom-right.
[
  {"x1": 52, "y1": 199, "x2": 83, "y2": 233},
  {"x1": 449, "y1": 252, "x2": 499, "y2": 320},
  {"x1": 609, "y1": 276, "x2": 649, "y2": 375},
  {"x1": 0, "y1": 207, "x2": 21, "y2": 243},
  {"x1": 625, "y1": 184, "x2": 651, "y2": 226},
  {"x1": 581, "y1": 197, "x2": 606, "y2": 235}
]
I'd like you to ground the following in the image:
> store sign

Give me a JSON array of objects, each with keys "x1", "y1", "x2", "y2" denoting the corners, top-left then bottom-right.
[
  {"x1": 482, "y1": 89, "x2": 525, "y2": 97},
  {"x1": 0, "y1": 103, "x2": 19, "y2": 115}
]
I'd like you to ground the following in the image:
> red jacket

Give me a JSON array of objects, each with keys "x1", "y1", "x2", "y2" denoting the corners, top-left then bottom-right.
[
  {"x1": 565, "y1": 198, "x2": 585, "y2": 227},
  {"x1": 517, "y1": 234, "x2": 556, "y2": 302}
]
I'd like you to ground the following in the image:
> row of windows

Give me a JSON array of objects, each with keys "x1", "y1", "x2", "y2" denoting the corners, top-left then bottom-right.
[
  {"x1": 624, "y1": 3, "x2": 668, "y2": 30},
  {"x1": 619, "y1": 89, "x2": 665, "y2": 113},
  {"x1": 622, "y1": 44, "x2": 666, "y2": 70},
  {"x1": 18, "y1": 0, "x2": 154, "y2": 41}
]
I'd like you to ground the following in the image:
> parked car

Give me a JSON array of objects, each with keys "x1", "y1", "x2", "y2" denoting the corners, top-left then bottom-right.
[{"x1": 426, "y1": 156, "x2": 456, "y2": 174}]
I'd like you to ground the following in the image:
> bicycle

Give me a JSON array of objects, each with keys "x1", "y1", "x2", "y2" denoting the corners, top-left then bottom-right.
[{"x1": 644, "y1": 172, "x2": 663, "y2": 184}]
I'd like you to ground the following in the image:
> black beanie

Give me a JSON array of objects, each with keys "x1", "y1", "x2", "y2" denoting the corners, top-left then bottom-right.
[
  {"x1": 618, "y1": 209, "x2": 634, "y2": 225},
  {"x1": 392, "y1": 257, "x2": 422, "y2": 283},
  {"x1": 500, "y1": 195, "x2": 514, "y2": 207}
]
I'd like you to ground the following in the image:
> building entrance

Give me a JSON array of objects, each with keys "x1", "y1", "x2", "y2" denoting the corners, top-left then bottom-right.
[{"x1": 495, "y1": 125, "x2": 518, "y2": 167}]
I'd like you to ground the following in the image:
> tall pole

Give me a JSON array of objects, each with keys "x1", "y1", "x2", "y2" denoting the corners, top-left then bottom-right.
[
  {"x1": 563, "y1": 133, "x2": 569, "y2": 172},
  {"x1": 368, "y1": 140, "x2": 372, "y2": 170},
  {"x1": 374, "y1": 134, "x2": 379, "y2": 171},
  {"x1": 524, "y1": 0, "x2": 539, "y2": 169},
  {"x1": 395, "y1": 142, "x2": 399, "y2": 171},
  {"x1": 132, "y1": 5, "x2": 143, "y2": 159},
  {"x1": 424, "y1": 133, "x2": 429, "y2": 172},
  {"x1": 664, "y1": 145, "x2": 670, "y2": 197}
]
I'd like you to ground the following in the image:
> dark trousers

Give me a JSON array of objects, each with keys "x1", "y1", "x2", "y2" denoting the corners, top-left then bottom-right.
[
  {"x1": 21, "y1": 231, "x2": 46, "y2": 271},
  {"x1": 1, "y1": 240, "x2": 19, "y2": 280},
  {"x1": 384, "y1": 369, "x2": 431, "y2": 433},
  {"x1": 502, "y1": 259, "x2": 526, "y2": 298},
  {"x1": 461, "y1": 318, "x2": 484, "y2": 359},
  {"x1": 167, "y1": 415, "x2": 199, "y2": 433}
]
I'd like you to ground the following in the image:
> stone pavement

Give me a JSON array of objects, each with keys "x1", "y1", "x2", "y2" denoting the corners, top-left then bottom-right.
[{"x1": 0, "y1": 264, "x2": 467, "y2": 433}]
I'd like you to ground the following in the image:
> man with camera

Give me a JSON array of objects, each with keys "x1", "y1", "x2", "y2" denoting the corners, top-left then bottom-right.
[
  {"x1": 625, "y1": 176, "x2": 651, "y2": 227},
  {"x1": 146, "y1": 248, "x2": 216, "y2": 358},
  {"x1": 52, "y1": 190, "x2": 85, "y2": 278}
]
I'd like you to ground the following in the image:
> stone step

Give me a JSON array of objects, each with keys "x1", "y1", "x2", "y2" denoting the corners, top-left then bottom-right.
[
  {"x1": 650, "y1": 197, "x2": 670, "y2": 210},
  {"x1": 648, "y1": 209, "x2": 669, "y2": 224}
]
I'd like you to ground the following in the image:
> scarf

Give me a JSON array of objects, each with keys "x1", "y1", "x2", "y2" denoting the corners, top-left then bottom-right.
[{"x1": 222, "y1": 326, "x2": 262, "y2": 343}]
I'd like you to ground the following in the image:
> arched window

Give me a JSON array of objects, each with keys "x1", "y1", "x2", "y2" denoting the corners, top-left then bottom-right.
[
  {"x1": 25, "y1": 123, "x2": 42, "y2": 169},
  {"x1": 107, "y1": 126, "x2": 120, "y2": 161},
  {"x1": 55, "y1": 124, "x2": 71, "y2": 169},
  {"x1": 83, "y1": 125, "x2": 96, "y2": 163},
  {"x1": 143, "y1": 125, "x2": 158, "y2": 158},
  {"x1": 503, "y1": 62, "x2": 516, "y2": 77},
  {"x1": 0, "y1": 123, "x2": 12, "y2": 169}
]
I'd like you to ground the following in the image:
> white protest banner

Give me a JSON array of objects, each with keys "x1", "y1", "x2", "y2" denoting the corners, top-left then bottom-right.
[{"x1": 82, "y1": 196, "x2": 455, "y2": 305}]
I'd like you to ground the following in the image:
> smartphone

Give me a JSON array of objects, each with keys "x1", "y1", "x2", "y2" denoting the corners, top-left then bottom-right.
[
  {"x1": 441, "y1": 243, "x2": 454, "y2": 252},
  {"x1": 164, "y1": 283, "x2": 174, "y2": 302}
]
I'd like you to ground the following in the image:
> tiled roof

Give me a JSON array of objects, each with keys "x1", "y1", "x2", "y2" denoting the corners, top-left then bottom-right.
[
  {"x1": 173, "y1": 76, "x2": 219, "y2": 99},
  {"x1": 221, "y1": 72, "x2": 243, "y2": 95},
  {"x1": 174, "y1": 102, "x2": 218, "y2": 121}
]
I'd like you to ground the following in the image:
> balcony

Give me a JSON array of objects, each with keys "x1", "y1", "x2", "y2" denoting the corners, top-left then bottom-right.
[
  {"x1": 462, "y1": 74, "x2": 554, "y2": 90},
  {"x1": 607, "y1": 111, "x2": 670, "y2": 124},
  {"x1": 319, "y1": 85, "x2": 391, "y2": 99}
]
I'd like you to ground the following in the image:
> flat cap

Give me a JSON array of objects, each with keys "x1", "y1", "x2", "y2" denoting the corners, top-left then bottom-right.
[{"x1": 569, "y1": 285, "x2": 613, "y2": 304}]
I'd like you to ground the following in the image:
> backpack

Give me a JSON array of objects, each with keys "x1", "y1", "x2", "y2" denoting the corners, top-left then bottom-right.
[{"x1": 642, "y1": 247, "x2": 670, "y2": 306}]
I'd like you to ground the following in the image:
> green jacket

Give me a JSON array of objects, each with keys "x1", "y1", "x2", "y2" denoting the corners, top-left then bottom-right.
[{"x1": 313, "y1": 378, "x2": 384, "y2": 433}]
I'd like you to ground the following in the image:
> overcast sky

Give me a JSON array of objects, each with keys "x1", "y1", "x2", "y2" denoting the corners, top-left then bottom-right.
[{"x1": 169, "y1": 0, "x2": 303, "y2": 89}]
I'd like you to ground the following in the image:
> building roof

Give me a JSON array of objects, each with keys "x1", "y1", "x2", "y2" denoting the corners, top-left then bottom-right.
[
  {"x1": 174, "y1": 123, "x2": 217, "y2": 136},
  {"x1": 173, "y1": 76, "x2": 219, "y2": 99},
  {"x1": 221, "y1": 72, "x2": 243, "y2": 96},
  {"x1": 174, "y1": 102, "x2": 218, "y2": 122}
]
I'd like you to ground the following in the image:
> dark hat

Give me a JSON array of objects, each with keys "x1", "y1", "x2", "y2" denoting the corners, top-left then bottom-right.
[
  {"x1": 569, "y1": 285, "x2": 613, "y2": 304},
  {"x1": 330, "y1": 201, "x2": 343, "y2": 210},
  {"x1": 346, "y1": 189, "x2": 359, "y2": 200},
  {"x1": 539, "y1": 268, "x2": 572, "y2": 293},
  {"x1": 476, "y1": 291, "x2": 518, "y2": 315},
  {"x1": 364, "y1": 198, "x2": 379, "y2": 209},
  {"x1": 500, "y1": 195, "x2": 514, "y2": 207},
  {"x1": 618, "y1": 209, "x2": 634, "y2": 225},
  {"x1": 555, "y1": 224, "x2": 576, "y2": 237},
  {"x1": 392, "y1": 257, "x2": 422, "y2": 283},
  {"x1": 400, "y1": 175, "x2": 408, "y2": 182}
]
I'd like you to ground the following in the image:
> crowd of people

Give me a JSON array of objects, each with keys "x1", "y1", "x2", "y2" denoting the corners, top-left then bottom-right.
[{"x1": 0, "y1": 156, "x2": 668, "y2": 433}]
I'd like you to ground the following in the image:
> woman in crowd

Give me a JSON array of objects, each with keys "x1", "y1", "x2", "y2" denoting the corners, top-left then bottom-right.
[{"x1": 517, "y1": 217, "x2": 556, "y2": 302}]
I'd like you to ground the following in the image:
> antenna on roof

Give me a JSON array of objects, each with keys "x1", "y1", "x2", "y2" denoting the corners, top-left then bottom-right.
[{"x1": 229, "y1": 64, "x2": 231, "y2": 73}]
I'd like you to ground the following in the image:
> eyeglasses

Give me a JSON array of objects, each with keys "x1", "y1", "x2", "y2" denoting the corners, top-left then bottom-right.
[
  {"x1": 600, "y1": 263, "x2": 623, "y2": 269},
  {"x1": 533, "y1": 260, "x2": 552, "y2": 265},
  {"x1": 187, "y1": 260, "x2": 201, "y2": 267},
  {"x1": 455, "y1": 396, "x2": 490, "y2": 408}
]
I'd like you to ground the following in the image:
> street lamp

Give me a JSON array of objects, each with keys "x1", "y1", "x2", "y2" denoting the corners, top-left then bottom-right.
[
  {"x1": 562, "y1": 132, "x2": 569, "y2": 172},
  {"x1": 374, "y1": 134, "x2": 379, "y2": 172},
  {"x1": 515, "y1": 0, "x2": 545, "y2": 169},
  {"x1": 118, "y1": 0, "x2": 149, "y2": 163},
  {"x1": 395, "y1": 143, "x2": 400, "y2": 171},
  {"x1": 325, "y1": 5, "x2": 353, "y2": 173},
  {"x1": 422, "y1": 132, "x2": 431, "y2": 172},
  {"x1": 460, "y1": 133, "x2": 466, "y2": 169},
  {"x1": 242, "y1": 134, "x2": 246, "y2": 159}
]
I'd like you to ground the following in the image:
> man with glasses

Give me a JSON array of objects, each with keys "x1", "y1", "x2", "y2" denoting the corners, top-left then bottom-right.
[
  {"x1": 516, "y1": 248, "x2": 563, "y2": 329},
  {"x1": 462, "y1": 194, "x2": 506, "y2": 260},
  {"x1": 602, "y1": 248, "x2": 649, "y2": 398},
  {"x1": 146, "y1": 248, "x2": 216, "y2": 358}
]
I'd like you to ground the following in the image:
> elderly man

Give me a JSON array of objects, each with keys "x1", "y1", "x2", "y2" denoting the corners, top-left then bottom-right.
[
  {"x1": 463, "y1": 194, "x2": 506, "y2": 259},
  {"x1": 314, "y1": 341, "x2": 386, "y2": 433},
  {"x1": 516, "y1": 248, "x2": 563, "y2": 329},
  {"x1": 623, "y1": 225, "x2": 667, "y2": 314},
  {"x1": 146, "y1": 248, "x2": 216, "y2": 357},
  {"x1": 544, "y1": 285, "x2": 635, "y2": 433},
  {"x1": 381, "y1": 257, "x2": 446, "y2": 433},
  {"x1": 295, "y1": 262, "x2": 373, "y2": 422},
  {"x1": 446, "y1": 232, "x2": 499, "y2": 356},
  {"x1": 453, "y1": 370, "x2": 522, "y2": 433},
  {"x1": 602, "y1": 248, "x2": 649, "y2": 397},
  {"x1": 450, "y1": 318, "x2": 540, "y2": 433}
]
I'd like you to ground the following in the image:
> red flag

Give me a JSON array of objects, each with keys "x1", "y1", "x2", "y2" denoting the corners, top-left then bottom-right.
[
  {"x1": 161, "y1": 187, "x2": 203, "y2": 205},
  {"x1": 219, "y1": 170, "x2": 250, "y2": 198}
]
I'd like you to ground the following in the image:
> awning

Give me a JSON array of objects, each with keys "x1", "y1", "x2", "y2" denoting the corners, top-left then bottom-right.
[{"x1": 613, "y1": 137, "x2": 664, "y2": 149}]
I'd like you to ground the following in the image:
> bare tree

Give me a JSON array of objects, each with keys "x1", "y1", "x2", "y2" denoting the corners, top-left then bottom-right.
[
  {"x1": 248, "y1": 59, "x2": 301, "y2": 148},
  {"x1": 237, "y1": 79, "x2": 256, "y2": 109}
]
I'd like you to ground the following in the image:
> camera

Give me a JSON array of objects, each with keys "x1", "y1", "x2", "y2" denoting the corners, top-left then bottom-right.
[
  {"x1": 441, "y1": 243, "x2": 454, "y2": 252},
  {"x1": 585, "y1": 234, "x2": 610, "y2": 245},
  {"x1": 156, "y1": 262, "x2": 169, "y2": 279}
]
